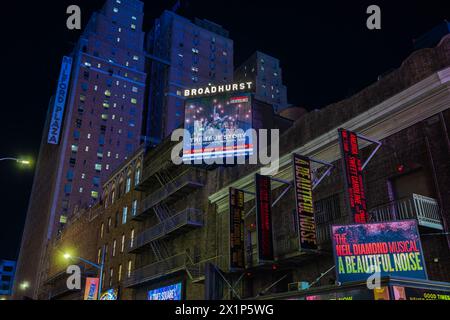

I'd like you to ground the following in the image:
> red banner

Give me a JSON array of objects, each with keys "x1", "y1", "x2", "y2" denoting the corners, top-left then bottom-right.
[
  {"x1": 255, "y1": 174, "x2": 274, "y2": 262},
  {"x1": 229, "y1": 188, "x2": 245, "y2": 270},
  {"x1": 84, "y1": 277, "x2": 99, "y2": 300},
  {"x1": 338, "y1": 129, "x2": 368, "y2": 223}
]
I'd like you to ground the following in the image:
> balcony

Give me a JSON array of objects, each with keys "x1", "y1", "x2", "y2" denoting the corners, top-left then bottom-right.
[
  {"x1": 134, "y1": 170, "x2": 206, "y2": 220},
  {"x1": 129, "y1": 208, "x2": 204, "y2": 253},
  {"x1": 369, "y1": 194, "x2": 443, "y2": 230},
  {"x1": 124, "y1": 253, "x2": 188, "y2": 288}
]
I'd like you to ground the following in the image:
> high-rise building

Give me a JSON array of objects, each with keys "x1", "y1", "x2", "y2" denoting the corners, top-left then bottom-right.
[
  {"x1": 0, "y1": 260, "x2": 16, "y2": 298},
  {"x1": 14, "y1": 0, "x2": 146, "y2": 299},
  {"x1": 235, "y1": 51, "x2": 289, "y2": 113},
  {"x1": 145, "y1": 11, "x2": 234, "y2": 145}
]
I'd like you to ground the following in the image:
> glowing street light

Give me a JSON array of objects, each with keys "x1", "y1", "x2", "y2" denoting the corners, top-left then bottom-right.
[
  {"x1": 0, "y1": 157, "x2": 33, "y2": 167},
  {"x1": 19, "y1": 281, "x2": 30, "y2": 291}
]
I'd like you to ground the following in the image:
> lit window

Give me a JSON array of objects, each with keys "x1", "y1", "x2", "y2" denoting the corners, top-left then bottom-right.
[
  {"x1": 112, "y1": 239, "x2": 117, "y2": 257},
  {"x1": 118, "y1": 264, "x2": 123, "y2": 282},
  {"x1": 131, "y1": 24, "x2": 136, "y2": 30},
  {"x1": 85, "y1": 146, "x2": 89, "y2": 152},
  {"x1": 130, "y1": 229, "x2": 135, "y2": 248},
  {"x1": 84, "y1": 61, "x2": 92, "y2": 67},
  {"x1": 132, "y1": 86, "x2": 138, "y2": 93},
  {"x1": 87, "y1": 134, "x2": 92, "y2": 139},
  {"x1": 109, "y1": 268, "x2": 113, "y2": 287},
  {"x1": 71, "y1": 144, "x2": 78, "y2": 152},
  {"x1": 80, "y1": 95, "x2": 86, "y2": 102},
  {"x1": 133, "y1": 55, "x2": 139, "y2": 61},
  {"x1": 79, "y1": 187, "x2": 83, "y2": 193},
  {"x1": 117, "y1": 37, "x2": 121, "y2": 43},
  {"x1": 127, "y1": 260, "x2": 132, "y2": 278},
  {"x1": 82, "y1": 173, "x2": 86, "y2": 180},
  {"x1": 132, "y1": 16, "x2": 137, "y2": 20},
  {"x1": 126, "y1": 177, "x2": 131, "y2": 193},
  {"x1": 113, "y1": 7, "x2": 119, "y2": 13},
  {"x1": 91, "y1": 191, "x2": 99, "y2": 199},
  {"x1": 95, "y1": 164, "x2": 102, "y2": 172},
  {"x1": 132, "y1": 200, "x2": 138, "y2": 217},
  {"x1": 122, "y1": 207, "x2": 128, "y2": 224},
  {"x1": 135, "y1": 168, "x2": 141, "y2": 186},
  {"x1": 97, "y1": 248, "x2": 102, "y2": 264},
  {"x1": 192, "y1": 48, "x2": 199, "y2": 54},
  {"x1": 100, "y1": 224, "x2": 104, "y2": 239},
  {"x1": 103, "y1": 101, "x2": 110, "y2": 109},
  {"x1": 105, "y1": 90, "x2": 111, "y2": 97},
  {"x1": 102, "y1": 114, "x2": 109, "y2": 121},
  {"x1": 121, "y1": 234, "x2": 125, "y2": 253}
]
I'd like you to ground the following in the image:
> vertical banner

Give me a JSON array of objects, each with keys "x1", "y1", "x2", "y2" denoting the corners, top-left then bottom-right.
[
  {"x1": 48, "y1": 56, "x2": 73, "y2": 145},
  {"x1": 293, "y1": 154, "x2": 318, "y2": 251},
  {"x1": 338, "y1": 129, "x2": 368, "y2": 224},
  {"x1": 255, "y1": 174, "x2": 274, "y2": 262},
  {"x1": 84, "y1": 277, "x2": 99, "y2": 300},
  {"x1": 229, "y1": 188, "x2": 245, "y2": 270}
]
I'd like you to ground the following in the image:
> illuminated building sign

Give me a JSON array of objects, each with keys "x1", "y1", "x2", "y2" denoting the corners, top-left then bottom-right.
[
  {"x1": 83, "y1": 278, "x2": 99, "y2": 300},
  {"x1": 255, "y1": 174, "x2": 274, "y2": 262},
  {"x1": 332, "y1": 220, "x2": 428, "y2": 284},
  {"x1": 229, "y1": 188, "x2": 245, "y2": 270},
  {"x1": 293, "y1": 154, "x2": 317, "y2": 251},
  {"x1": 338, "y1": 129, "x2": 368, "y2": 223},
  {"x1": 100, "y1": 288, "x2": 118, "y2": 300},
  {"x1": 184, "y1": 82, "x2": 253, "y2": 98},
  {"x1": 148, "y1": 283, "x2": 183, "y2": 301},
  {"x1": 48, "y1": 56, "x2": 72, "y2": 145},
  {"x1": 392, "y1": 287, "x2": 450, "y2": 300},
  {"x1": 183, "y1": 92, "x2": 253, "y2": 162}
]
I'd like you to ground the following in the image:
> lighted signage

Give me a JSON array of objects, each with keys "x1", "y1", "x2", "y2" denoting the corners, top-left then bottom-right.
[
  {"x1": 255, "y1": 174, "x2": 274, "y2": 262},
  {"x1": 100, "y1": 288, "x2": 118, "y2": 301},
  {"x1": 229, "y1": 188, "x2": 245, "y2": 270},
  {"x1": 147, "y1": 283, "x2": 183, "y2": 301},
  {"x1": 306, "y1": 288, "x2": 380, "y2": 300},
  {"x1": 83, "y1": 278, "x2": 99, "y2": 300},
  {"x1": 332, "y1": 220, "x2": 428, "y2": 284},
  {"x1": 338, "y1": 128, "x2": 368, "y2": 223},
  {"x1": 392, "y1": 286, "x2": 450, "y2": 300},
  {"x1": 183, "y1": 82, "x2": 253, "y2": 98},
  {"x1": 293, "y1": 154, "x2": 318, "y2": 251},
  {"x1": 183, "y1": 92, "x2": 253, "y2": 162},
  {"x1": 48, "y1": 56, "x2": 72, "y2": 145}
]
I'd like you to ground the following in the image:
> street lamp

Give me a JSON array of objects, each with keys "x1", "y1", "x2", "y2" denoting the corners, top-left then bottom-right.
[
  {"x1": 19, "y1": 281, "x2": 30, "y2": 291},
  {"x1": 63, "y1": 246, "x2": 105, "y2": 300},
  {"x1": 0, "y1": 157, "x2": 32, "y2": 166}
]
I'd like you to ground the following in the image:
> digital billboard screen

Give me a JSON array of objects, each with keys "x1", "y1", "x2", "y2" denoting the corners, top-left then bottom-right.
[
  {"x1": 148, "y1": 283, "x2": 183, "y2": 301},
  {"x1": 183, "y1": 92, "x2": 253, "y2": 162},
  {"x1": 332, "y1": 220, "x2": 427, "y2": 283}
]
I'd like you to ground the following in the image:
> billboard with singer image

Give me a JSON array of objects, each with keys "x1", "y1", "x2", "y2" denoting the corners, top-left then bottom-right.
[{"x1": 183, "y1": 92, "x2": 253, "y2": 162}]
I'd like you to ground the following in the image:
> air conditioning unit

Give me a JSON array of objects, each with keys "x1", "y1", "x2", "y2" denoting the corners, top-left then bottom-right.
[{"x1": 288, "y1": 282, "x2": 310, "y2": 292}]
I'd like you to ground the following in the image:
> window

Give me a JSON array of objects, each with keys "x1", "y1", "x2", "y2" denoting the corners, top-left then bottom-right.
[
  {"x1": 105, "y1": 90, "x2": 111, "y2": 97},
  {"x1": 91, "y1": 191, "x2": 99, "y2": 199},
  {"x1": 131, "y1": 98, "x2": 137, "y2": 104},
  {"x1": 80, "y1": 95, "x2": 86, "y2": 102},
  {"x1": 102, "y1": 114, "x2": 109, "y2": 121},
  {"x1": 95, "y1": 164, "x2": 102, "y2": 172},
  {"x1": 132, "y1": 200, "x2": 138, "y2": 217},
  {"x1": 118, "y1": 264, "x2": 123, "y2": 282},
  {"x1": 127, "y1": 260, "x2": 132, "y2": 278},
  {"x1": 126, "y1": 176, "x2": 131, "y2": 193},
  {"x1": 112, "y1": 239, "x2": 117, "y2": 257},
  {"x1": 131, "y1": 24, "x2": 136, "y2": 30},
  {"x1": 67, "y1": 170, "x2": 74, "y2": 181},
  {"x1": 108, "y1": 217, "x2": 112, "y2": 232},
  {"x1": 130, "y1": 229, "x2": 135, "y2": 248},
  {"x1": 97, "y1": 248, "x2": 102, "y2": 264},
  {"x1": 71, "y1": 144, "x2": 78, "y2": 153},
  {"x1": 135, "y1": 168, "x2": 141, "y2": 186},
  {"x1": 122, "y1": 207, "x2": 128, "y2": 224},
  {"x1": 121, "y1": 234, "x2": 125, "y2": 253},
  {"x1": 133, "y1": 55, "x2": 139, "y2": 61},
  {"x1": 64, "y1": 184, "x2": 72, "y2": 194},
  {"x1": 132, "y1": 86, "x2": 138, "y2": 93},
  {"x1": 93, "y1": 177, "x2": 100, "y2": 187},
  {"x1": 109, "y1": 268, "x2": 114, "y2": 287},
  {"x1": 100, "y1": 223, "x2": 104, "y2": 239},
  {"x1": 113, "y1": 7, "x2": 119, "y2": 13}
]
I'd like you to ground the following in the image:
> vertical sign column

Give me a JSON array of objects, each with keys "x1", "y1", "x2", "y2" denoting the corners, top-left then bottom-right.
[
  {"x1": 48, "y1": 56, "x2": 73, "y2": 145},
  {"x1": 229, "y1": 188, "x2": 245, "y2": 270},
  {"x1": 293, "y1": 154, "x2": 318, "y2": 251},
  {"x1": 255, "y1": 174, "x2": 274, "y2": 263},
  {"x1": 338, "y1": 129, "x2": 368, "y2": 224}
]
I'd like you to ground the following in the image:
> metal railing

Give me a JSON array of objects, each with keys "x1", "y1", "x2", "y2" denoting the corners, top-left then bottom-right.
[
  {"x1": 130, "y1": 208, "x2": 204, "y2": 251},
  {"x1": 124, "y1": 253, "x2": 188, "y2": 288},
  {"x1": 369, "y1": 194, "x2": 443, "y2": 230},
  {"x1": 137, "y1": 170, "x2": 205, "y2": 217}
]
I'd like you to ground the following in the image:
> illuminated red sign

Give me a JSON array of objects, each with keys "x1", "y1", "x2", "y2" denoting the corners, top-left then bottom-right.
[
  {"x1": 255, "y1": 174, "x2": 274, "y2": 262},
  {"x1": 293, "y1": 154, "x2": 318, "y2": 251},
  {"x1": 229, "y1": 188, "x2": 245, "y2": 270},
  {"x1": 338, "y1": 129, "x2": 368, "y2": 224}
]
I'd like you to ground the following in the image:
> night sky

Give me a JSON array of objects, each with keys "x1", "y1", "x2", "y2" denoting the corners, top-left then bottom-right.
[{"x1": 0, "y1": 0, "x2": 448, "y2": 261}]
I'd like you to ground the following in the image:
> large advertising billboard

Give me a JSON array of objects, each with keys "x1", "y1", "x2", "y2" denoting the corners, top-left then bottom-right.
[
  {"x1": 229, "y1": 188, "x2": 245, "y2": 270},
  {"x1": 332, "y1": 220, "x2": 427, "y2": 284},
  {"x1": 148, "y1": 283, "x2": 183, "y2": 301},
  {"x1": 48, "y1": 56, "x2": 72, "y2": 145},
  {"x1": 338, "y1": 129, "x2": 368, "y2": 224},
  {"x1": 183, "y1": 92, "x2": 253, "y2": 162},
  {"x1": 392, "y1": 286, "x2": 450, "y2": 300},
  {"x1": 83, "y1": 277, "x2": 99, "y2": 300},
  {"x1": 293, "y1": 154, "x2": 318, "y2": 251},
  {"x1": 255, "y1": 174, "x2": 274, "y2": 262}
]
